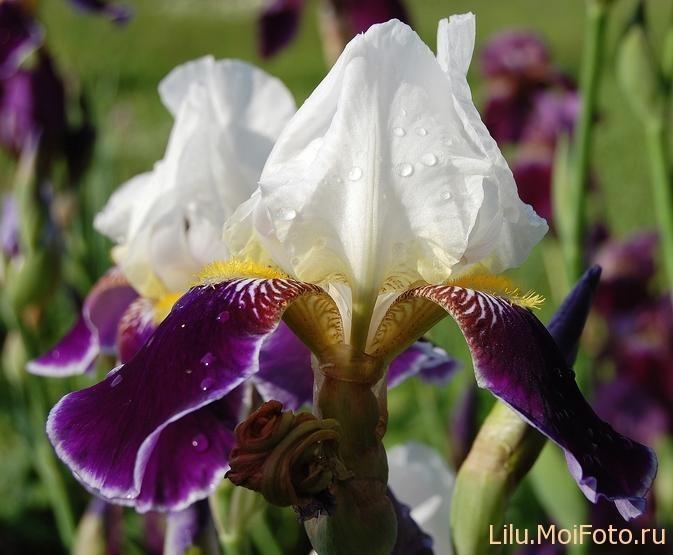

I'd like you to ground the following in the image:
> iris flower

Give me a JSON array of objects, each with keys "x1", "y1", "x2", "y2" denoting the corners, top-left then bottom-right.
[
  {"x1": 42, "y1": 14, "x2": 655, "y2": 534},
  {"x1": 33, "y1": 55, "x2": 455, "y2": 512}
]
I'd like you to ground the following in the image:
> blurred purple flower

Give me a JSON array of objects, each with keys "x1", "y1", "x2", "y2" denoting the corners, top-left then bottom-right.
[
  {"x1": 69, "y1": 0, "x2": 131, "y2": 24},
  {"x1": 0, "y1": 51, "x2": 66, "y2": 158},
  {"x1": 258, "y1": 0, "x2": 410, "y2": 57},
  {"x1": 0, "y1": 1, "x2": 43, "y2": 77},
  {"x1": 481, "y1": 30, "x2": 550, "y2": 82},
  {"x1": 0, "y1": 194, "x2": 20, "y2": 258},
  {"x1": 480, "y1": 30, "x2": 579, "y2": 228},
  {"x1": 592, "y1": 232, "x2": 658, "y2": 315},
  {"x1": 512, "y1": 151, "x2": 554, "y2": 223}
]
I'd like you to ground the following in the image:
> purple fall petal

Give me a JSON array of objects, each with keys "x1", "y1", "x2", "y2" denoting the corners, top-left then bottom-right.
[
  {"x1": 116, "y1": 297, "x2": 157, "y2": 363},
  {"x1": 388, "y1": 489, "x2": 434, "y2": 555},
  {"x1": 0, "y1": 1, "x2": 43, "y2": 77},
  {"x1": 387, "y1": 339, "x2": 459, "y2": 388},
  {"x1": 28, "y1": 316, "x2": 99, "y2": 376},
  {"x1": 47, "y1": 277, "x2": 327, "y2": 510},
  {"x1": 480, "y1": 30, "x2": 550, "y2": 81},
  {"x1": 28, "y1": 268, "x2": 137, "y2": 376},
  {"x1": 258, "y1": 0, "x2": 304, "y2": 58},
  {"x1": 398, "y1": 268, "x2": 657, "y2": 520},
  {"x1": 164, "y1": 500, "x2": 213, "y2": 555},
  {"x1": 255, "y1": 321, "x2": 313, "y2": 410},
  {"x1": 69, "y1": 0, "x2": 131, "y2": 24}
]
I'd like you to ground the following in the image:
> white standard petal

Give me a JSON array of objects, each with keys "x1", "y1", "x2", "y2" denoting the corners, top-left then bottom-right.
[
  {"x1": 225, "y1": 17, "x2": 547, "y2": 306},
  {"x1": 96, "y1": 58, "x2": 296, "y2": 297},
  {"x1": 388, "y1": 442, "x2": 455, "y2": 555},
  {"x1": 437, "y1": 14, "x2": 548, "y2": 273}
]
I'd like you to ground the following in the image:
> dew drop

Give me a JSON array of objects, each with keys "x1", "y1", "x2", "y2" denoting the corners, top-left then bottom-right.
[
  {"x1": 275, "y1": 207, "x2": 297, "y2": 221},
  {"x1": 291, "y1": 257, "x2": 300, "y2": 266},
  {"x1": 422, "y1": 153, "x2": 438, "y2": 167},
  {"x1": 191, "y1": 433, "x2": 210, "y2": 452},
  {"x1": 401, "y1": 108, "x2": 407, "y2": 116},
  {"x1": 392, "y1": 127, "x2": 406, "y2": 137},
  {"x1": 416, "y1": 127, "x2": 428, "y2": 136},
  {"x1": 440, "y1": 190, "x2": 452, "y2": 201},
  {"x1": 316, "y1": 237, "x2": 327, "y2": 248},
  {"x1": 216, "y1": 311, "x2": 230, "y2": 323},
  {"x1": 185, "y1": 368, "x2": 193, "y2": 375},
  {"x1": 397, "y1": 163, "x2": 414, "y2": 177},
  {"x1": 200, "y1": 378, "x2": 214, "y2": 391},
  {"x1": 180, "y1": 323, "x2": 186, "y2": 329},
  {"x1": 110, "y1": 374, "x2": 123, "y2": 388},
  {"x1": 201, "y1": 352, "x2": 216, "y2": 367},
  {"x1": 348, "y1": 166, "x2": 363, "y2": 181}
]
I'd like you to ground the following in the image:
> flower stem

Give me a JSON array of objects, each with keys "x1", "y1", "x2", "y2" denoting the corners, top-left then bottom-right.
[
  {"x1": 645, "y1": 119, "x2": 673, "y2": 302},
  {"x1": 249, "y1": 514, "x2": 283, "y2": 555},
  {"x1": 564, "y1": 0, "x2": 608, "y2": 283}
]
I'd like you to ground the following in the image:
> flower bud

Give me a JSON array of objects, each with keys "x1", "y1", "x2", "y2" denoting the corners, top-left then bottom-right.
[{"x1": 227, "y1": 401, "x2": 348, "y2": 514}]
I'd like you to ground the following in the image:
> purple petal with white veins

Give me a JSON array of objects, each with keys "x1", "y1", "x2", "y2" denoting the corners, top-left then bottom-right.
[
  {"x1": 0, "y1": 2, "x2": 43, "y2": 77},
  {"x1": 255, "y1": 321, "x2": 313, "y2": 410},
  {"x1": 387, "y1": 339, "x2": 459, "y2": 388},
  {"x1": 69, "y1": 0, "x2": 131, "y2": 24},
  {"x1": 385, "y1": 272, "x2": 656, "y2": 520},
  {"x1": 48, "y1": 277, "x2": 332, "y2": 510},
  {"x1": 28, "y1": 269, "x2": 137, "y2": 376}
]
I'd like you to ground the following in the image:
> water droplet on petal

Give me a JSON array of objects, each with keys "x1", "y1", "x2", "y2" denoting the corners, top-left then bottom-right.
[
  {"x1": 191, "y1": 433, "x2": 210, "y2": 452},
  {"x1": 275, "y1": 207, "x2": 297, "y2": 221},
  {"x1": 397, "y1": 163, "x2": 414, "y2": 177},
  {"x1": 216, "y1": 311, "x2": 230, "y2": 323},
  {"x1": 348, "y1": 166, "x2": 363, "y2": 181},
  {"x1": 416, "y1": 127, "x2": 428, "y2": 136},
  {"x1": 392, "y1": 242, "x2": 405, "y2": 256},
  {"x1": 392, "y1": 127, "x2": 406, "y2": 137},
  {"x1": 316, "y1": 237, "x2": 327, "y2": 248},
  {"x1": 185, "y1": 368, "x2": 193, "y2": 375},
  {"x1": 422, "y1": 153, "x2": 438, "y2": 166},
  {"x1": 401, "y1": 108, "x2": 408, "y2": 116},
  {"x1": 291, "y1": 257, "x2": 300, "y2": 266},
  {"x1": 440, "y1": 190, "x2": 452, "y2": 201},
  {"x1": 110, "y1": 374, "x2": 123, "y2": 388},
  {"x1": 200, "y1": 378, "x2": 214, "y2": 391},
  {"x1": 201, "y1": 352, "x2": 216, "y2": 367},
  {"x1": 180, "y1": 323, "x2": 186, "y2": 329}
]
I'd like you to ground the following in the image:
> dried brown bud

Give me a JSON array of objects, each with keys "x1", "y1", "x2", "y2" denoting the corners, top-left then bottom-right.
[{"x1": 227, "y1": 401, "x2": 351, "y2": 514}]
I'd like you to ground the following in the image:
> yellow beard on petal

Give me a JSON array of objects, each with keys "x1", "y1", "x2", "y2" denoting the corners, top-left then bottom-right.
[
  {"x1": 196, "y1": 258, "x2": 289, "y2": 285},
  {"x1": 153, "y1": 292, "x2": 183, "y2": 324},
  {"x1": 447, "y1": 269, "x2": 545, "y2": 310}
]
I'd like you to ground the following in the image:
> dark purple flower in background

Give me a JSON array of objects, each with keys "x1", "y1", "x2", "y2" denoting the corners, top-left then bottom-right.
[
  {"x1": 68, "y1": 0, "x2": 131, "y2": 24},
  {"x1": 0, "y1": 1, "x2": 43, "y2": 77},
  {"x1": 258, "y1": 0, "x2": 410, "y2": 57},
  {"x1": 0, "y1": 51, "x2": 67, "y2": 158},
  {"x1": 480, "y1": 30, "x2": 579, "y2": 227}
]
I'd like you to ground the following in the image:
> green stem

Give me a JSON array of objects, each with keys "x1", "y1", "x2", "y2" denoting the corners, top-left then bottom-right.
[
  {"x1": 565, "y1": 0, "x2": 608, "y2": 284},
  {"x1": 249, "y1": 514, "x2": 283, "y2": 555},
  {"x1": 412, "y1": 379, "x2": 451, "y2": 459},
  {"x1": 645, "y1": 120, "x2": 673, "y2": 301}
]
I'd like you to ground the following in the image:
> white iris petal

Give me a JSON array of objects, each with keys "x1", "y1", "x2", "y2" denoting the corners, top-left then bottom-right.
[
  {"x1": 95, "y1": 56, "x2": 296, "y2": 297},
  {"x1": 225, "y1": 14, "x2": 547, "y2": 327}
]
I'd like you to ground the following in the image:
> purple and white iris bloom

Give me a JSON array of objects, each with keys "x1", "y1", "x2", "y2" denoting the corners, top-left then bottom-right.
[
  {"x1": 35, "y1": 55, "x2": 457, "y2": 512},
  {"x1": 44, "y1": 14, "x2": 655, "y2": 520}
]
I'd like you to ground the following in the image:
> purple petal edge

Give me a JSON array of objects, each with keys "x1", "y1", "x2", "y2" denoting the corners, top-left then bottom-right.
[
  {"x1": 388, "y1": 339, "x2": 460, "y2": 389},
  {"x1": 402, "y1": 268, "x2": 657, "y2": 520},
  {"x1": 47, "y1": 278, "x2": 324, "y2": 511}
]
